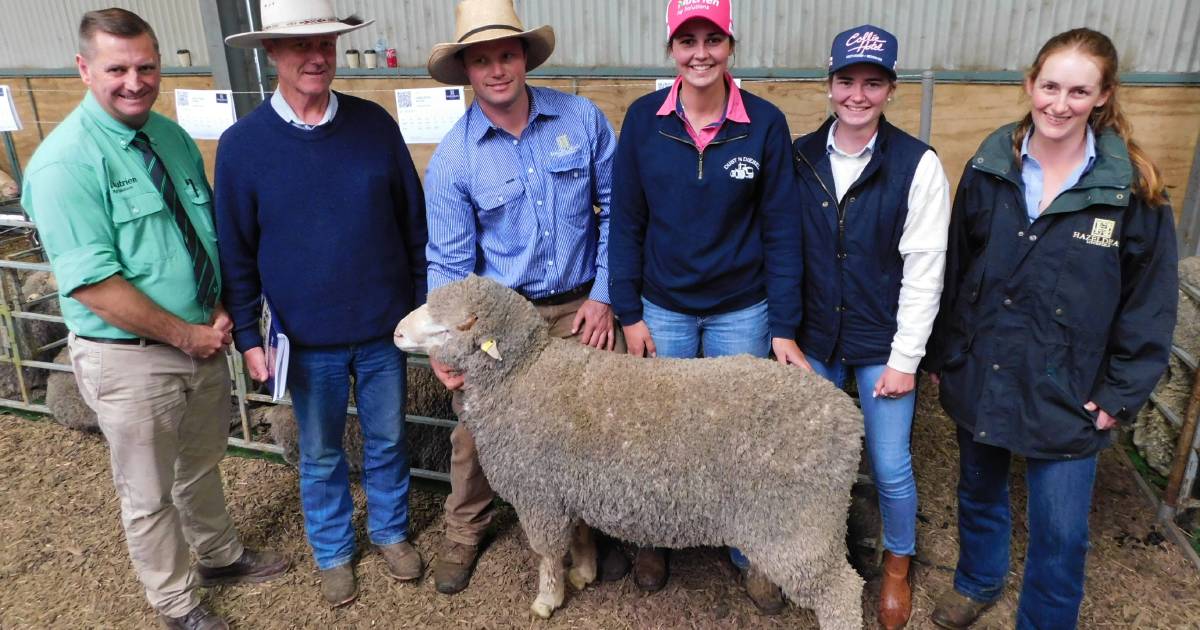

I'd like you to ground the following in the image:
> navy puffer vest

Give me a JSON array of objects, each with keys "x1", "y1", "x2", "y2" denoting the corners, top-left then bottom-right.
[{"x1": 793, "y1": 116, "x2": 930, "y2": 366}]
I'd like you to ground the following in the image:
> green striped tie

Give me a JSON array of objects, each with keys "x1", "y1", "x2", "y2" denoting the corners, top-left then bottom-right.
[{"x1": 130, "y1": 132, "x2": 218, "y2": 310}]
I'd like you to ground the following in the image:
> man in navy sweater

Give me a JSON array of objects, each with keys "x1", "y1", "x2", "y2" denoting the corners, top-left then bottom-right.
[{"x1": 216, "y1": 1, "x2": 427, "y2": 607}]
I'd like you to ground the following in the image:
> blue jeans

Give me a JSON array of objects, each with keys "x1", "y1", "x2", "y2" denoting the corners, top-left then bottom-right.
[
  {"x1": 641, "y1": 297, "x2": 770, "y2": 359},
  {"x1": 808, "y1": 358, "x2": 918, "y2": 556},
  {"x1": 289, "y1": 337, "x2": 410, "y2": 570},
  {"x1": 642, "y1": 297, "x2": 768, "y2": 569},
  {"x1": 953, "y1": 426, "x2": 1097, "y2": 629}
]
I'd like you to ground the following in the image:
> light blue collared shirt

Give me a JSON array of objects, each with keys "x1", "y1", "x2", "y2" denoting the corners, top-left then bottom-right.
[
  {"x1": 825, "y1": 119, "x2": 877, "y2": 158},
  {"x1": 424, "y1": 86, "x2": 616, "y2": 303},
  {"x1": 270, "y1": 89, "x2": 338, "y2": 130},
  {"x1": 1020, "y1": 126, "x2": 1096, "y2": 224},
  {"x1": 826, "y1": 119, "x2": 879, "y2": 201}
]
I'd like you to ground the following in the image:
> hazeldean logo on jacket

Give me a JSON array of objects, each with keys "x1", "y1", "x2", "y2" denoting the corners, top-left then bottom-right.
[{"x1": 1074, "y1": 218, "x2": 1118, "y2": 248}]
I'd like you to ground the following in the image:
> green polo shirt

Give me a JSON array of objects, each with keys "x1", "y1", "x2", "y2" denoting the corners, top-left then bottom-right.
[{"x1": 22, "y1": 92, "x2": 220, "y2": 338}]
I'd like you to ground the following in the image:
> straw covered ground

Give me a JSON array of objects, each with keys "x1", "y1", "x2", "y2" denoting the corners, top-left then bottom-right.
[{"x1": 1, "y1": 380, "x2": 1199, "y2": 629}]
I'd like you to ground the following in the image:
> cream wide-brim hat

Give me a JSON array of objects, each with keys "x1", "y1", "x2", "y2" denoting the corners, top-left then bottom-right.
[
  {"x1": 427, "y1": 0, "x2": 555, "y2": 85},
  {"x1": 225, "y1": 0, "x2": 373, "y2": 48}
]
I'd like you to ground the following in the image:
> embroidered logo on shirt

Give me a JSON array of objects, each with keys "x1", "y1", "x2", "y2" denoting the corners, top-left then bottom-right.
[
  {"x1": 551, "y1": 134, "x2": 578, "y2": 157},
  {"x1": 110, "y1": 177, "x2": 138, "y2": 193},
  {"x1": 724, "y1": 156, "x2": 760, "y2": 180},
  {"x1": 1073, "y1": 218, "x2": 1119, "y2": 248}
]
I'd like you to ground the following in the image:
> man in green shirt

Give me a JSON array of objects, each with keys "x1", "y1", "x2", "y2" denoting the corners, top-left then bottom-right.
[{"x1": 21, "y1": 9, "x2": 287, "y2": 630}]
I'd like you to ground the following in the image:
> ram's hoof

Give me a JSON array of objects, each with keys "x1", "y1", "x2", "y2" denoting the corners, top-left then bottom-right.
[
  {"x1": 531, "y1": 600, "x2": 555, "y2": 619},
  {"x1": 567, "y1": 567, "x2": 594, "y2": 591}
]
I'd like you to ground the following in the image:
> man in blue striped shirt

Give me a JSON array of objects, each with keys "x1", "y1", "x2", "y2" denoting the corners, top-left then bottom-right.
[{"x1": 423, "y1": 0, "x2": 623, "y2": 595}]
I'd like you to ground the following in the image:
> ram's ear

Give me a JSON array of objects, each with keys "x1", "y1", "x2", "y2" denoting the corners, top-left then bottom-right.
[
  {"x1": 456, "y1": 314, "x2": 478, "y2": 332},
  {"x1": 480, "y1": 338, "x2": 503, "y2": 361}
]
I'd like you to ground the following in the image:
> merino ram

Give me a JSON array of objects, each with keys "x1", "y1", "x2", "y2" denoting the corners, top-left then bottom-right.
[{"x1": 394, "y1": 275, "x2": 865, "y2": 629}]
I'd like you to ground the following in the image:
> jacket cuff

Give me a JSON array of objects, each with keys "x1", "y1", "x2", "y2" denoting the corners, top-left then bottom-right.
[
  {"x1": 887, "y1": 350, "x2": 922, "y2": 375},
  {"x1": 613, "y1": 304, "x2": 643, "y2": 326},
  {"x1": 234, "y1": 328, "x2": 264, "y2": 355},
  {"x1": 770, "y1": 322, "x2": 798, "y2": 341},
  {"x1": 1090, "y1": 388, "x2": 1137, "y2": 424}
]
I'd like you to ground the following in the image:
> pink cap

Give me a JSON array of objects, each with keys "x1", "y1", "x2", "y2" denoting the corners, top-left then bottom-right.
[{"x1": 665, "y1": 0, "x2": 734, "y2": 41}]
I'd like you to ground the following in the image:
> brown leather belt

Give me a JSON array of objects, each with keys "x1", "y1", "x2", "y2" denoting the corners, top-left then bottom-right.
[
  {"x1": 76, "y1": 335, "x2": 162, "y2": 346},
  {"x1": 523, "y1": 280, "x2": 593, "y2": 307}
]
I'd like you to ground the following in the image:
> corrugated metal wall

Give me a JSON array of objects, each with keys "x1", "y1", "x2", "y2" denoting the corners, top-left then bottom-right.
[
  {"x1": 0, "y1": 1, "x2": 210, "y2": 67},
  {"x1": 1, "y1": 0, "x2": 1198, "y2": 73}
]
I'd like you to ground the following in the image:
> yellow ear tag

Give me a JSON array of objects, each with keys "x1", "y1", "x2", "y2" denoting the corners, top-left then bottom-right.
[{"x1": 480, "y1": 339, "x2": 502, "y2": 361}]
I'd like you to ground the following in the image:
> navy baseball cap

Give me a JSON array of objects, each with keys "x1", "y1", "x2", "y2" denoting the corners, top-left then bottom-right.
[{"x1": 828, "y1": 24, "x2": 898, "y2": 79}]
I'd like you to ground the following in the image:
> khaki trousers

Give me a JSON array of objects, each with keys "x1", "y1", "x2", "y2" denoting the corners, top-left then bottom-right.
[
  {"x1": 443, "y1": 296, "x2": 625, "y2": 545},
  {"x1": 69, "y1": 334, "x2": 243, "y2": 617}
]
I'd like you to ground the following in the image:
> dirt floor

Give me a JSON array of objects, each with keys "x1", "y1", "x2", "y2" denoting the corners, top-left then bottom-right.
[{"x1": 2, "y1": 381, "x2": 1200, "y2": 629}]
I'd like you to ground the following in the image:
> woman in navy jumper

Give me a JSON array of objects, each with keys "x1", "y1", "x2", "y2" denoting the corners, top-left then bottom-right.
[
  {"x1": 792, "y1": 25, "x2": 951, "y2": 630},
  {"x1": 926, "y1": 29, "x2": 1176, "y2": 629},
  {"x1": 608, "y1": 0, "x2": 805, "y2": 613}
]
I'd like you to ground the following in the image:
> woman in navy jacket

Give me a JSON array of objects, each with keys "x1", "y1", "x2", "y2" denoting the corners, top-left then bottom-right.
[
  {"x1": 792, "y1": 25, "x2": 951, "y2": 630},
  {"x1": 608, "y1": 0, "x2": 805, "y2": 612},
  {"x1": 925, "y1": 29, "x2": 1177, "y2": 629}
]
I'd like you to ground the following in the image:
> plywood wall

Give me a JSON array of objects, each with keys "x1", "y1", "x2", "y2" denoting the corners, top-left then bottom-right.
[
  {"x1": 4, "y1": 75, "x2": 1198, "y2": 216},
  {"x1": 4, "y1": 75, "x2": 216, "y2": 181}
]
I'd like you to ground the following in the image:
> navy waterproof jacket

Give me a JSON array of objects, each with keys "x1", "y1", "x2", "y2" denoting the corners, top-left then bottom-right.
[
  {"x1": 925, "y1": 123, "x2": 1177, "y2": 459},
  {"x1": 793, "y1": 116, "x2": 930, "y2": 366},
  {"x1": 608, "y1": 88, "x2": 803, "y2": 340}
]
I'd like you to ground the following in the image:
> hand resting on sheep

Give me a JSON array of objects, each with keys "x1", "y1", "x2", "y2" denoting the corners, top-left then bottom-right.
[{"x1": 394, "y1": 275, "x2": 865, "y2": 629}]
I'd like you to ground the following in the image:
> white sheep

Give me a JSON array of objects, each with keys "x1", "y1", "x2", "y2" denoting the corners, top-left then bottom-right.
[
  {"x1": 394, "y1": 275, "x2": 865, "y2": 629},
  {"x1": 0, "y1": 168, "x2": 17, "y2": 200}
]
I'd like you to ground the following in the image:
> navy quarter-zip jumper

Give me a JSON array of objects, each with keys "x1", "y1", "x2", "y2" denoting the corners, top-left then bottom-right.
[
  {"x1": 926, "y1": 123, "x2": 1178, "y2": 459},
  {"x1": 609, "y1": 88, "x2": 803, "y2": 340}
]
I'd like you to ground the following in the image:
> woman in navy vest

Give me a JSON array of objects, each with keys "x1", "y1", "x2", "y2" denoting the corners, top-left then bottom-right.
[
  {"x1": 792, "y1": 25, "x2": 951, "y2": 630},
  {"x1": 608, "y1": 0, "x2": 806, "y2": 612},
  {"x1": 925, "y1": 29, "x2": 1177, "y2": 629}
]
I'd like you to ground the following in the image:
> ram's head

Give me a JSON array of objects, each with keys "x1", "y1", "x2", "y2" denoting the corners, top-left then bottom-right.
[{"x1": 394, "y1": 275, "x2": 550, "y2": 376}]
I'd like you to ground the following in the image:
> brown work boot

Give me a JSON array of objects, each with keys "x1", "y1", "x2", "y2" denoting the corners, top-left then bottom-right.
[
  {"x1": 742, "y1": 566, "x2": 785, "y2": 615},
  {"x1": 931, "y1": 588, "x2": 994, "y2": 629},
  {"x1": 159, "y1": 604, "x2": 228, "y2": 630},
  {"x1": 379, "y1": 540, "x2": 423, "y2": 580},
  {"x1": 319, "y1": 564, "x2": 358, "y2": 608},
  {"x1": 632, "y1": 546, "x2": 668, "y2": 592},
  {"x1": 878, "y1": 551, "x2": 912, "y2": 629},
  {"x1": 197, "y1": 548, "x2": 290, "y2": 586},
  {"x1": 433, "y1": 539, "x2": 481, "y2": 594}
]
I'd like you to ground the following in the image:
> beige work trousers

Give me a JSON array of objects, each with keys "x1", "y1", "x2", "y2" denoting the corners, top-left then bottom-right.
[
  {"x1": 69, "y1": 334, "x2": 243, "y2": 618},
  {"x1": 443, "y1": 295, "x2": 625, "y2": 545}
]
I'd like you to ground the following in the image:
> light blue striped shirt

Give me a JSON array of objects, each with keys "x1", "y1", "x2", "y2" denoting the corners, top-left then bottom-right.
[
  {"x1": 424, "y1": 86, "x2": 615, "y2": 303},
  {"x1": 1020, "y1": 126, "x2": 1096, "y2": 224}
]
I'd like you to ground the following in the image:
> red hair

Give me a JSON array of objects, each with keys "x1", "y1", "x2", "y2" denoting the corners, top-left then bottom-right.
[{"x1": 1012, "y1": 28, "x2": 1167, "y2": 206}]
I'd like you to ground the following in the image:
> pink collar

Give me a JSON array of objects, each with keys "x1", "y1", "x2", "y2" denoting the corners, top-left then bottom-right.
[{"x1": 655, "y1": 73, "x2": 750, "y2": 123}]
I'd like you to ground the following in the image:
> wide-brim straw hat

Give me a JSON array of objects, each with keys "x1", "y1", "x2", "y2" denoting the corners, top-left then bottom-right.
[
  {"x1": 225, "y1": 0, "x2": 373, "y2": 48},
  {"x1": 427, "y1": 0, "x2": 555, "y2": 85}
]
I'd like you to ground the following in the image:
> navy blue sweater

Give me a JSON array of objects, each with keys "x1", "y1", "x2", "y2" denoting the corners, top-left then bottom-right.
[
  {"x1": 609, "y1": 88, "x2": 803, "y2": 339},
  {"x1": 215, "y1": 93, "x2": 427, "y2": 350}
]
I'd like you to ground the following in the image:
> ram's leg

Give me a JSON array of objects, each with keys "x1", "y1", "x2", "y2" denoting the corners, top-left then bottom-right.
[
  {"x1": 567, "y1": 520, "x2": 597, "y2": 590},
  {"x1": 759, "y1": 542, "x2": 863, "y2": 630},
  {"x1": 523, "y1": 514, "x2": 573, "y2": 619},
  {"x1": 531, "y1": 554, "x2": 566, "y2": 619},
  {"x1": 811, "y1": 560, "x2": 864, "y2": 630}
]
